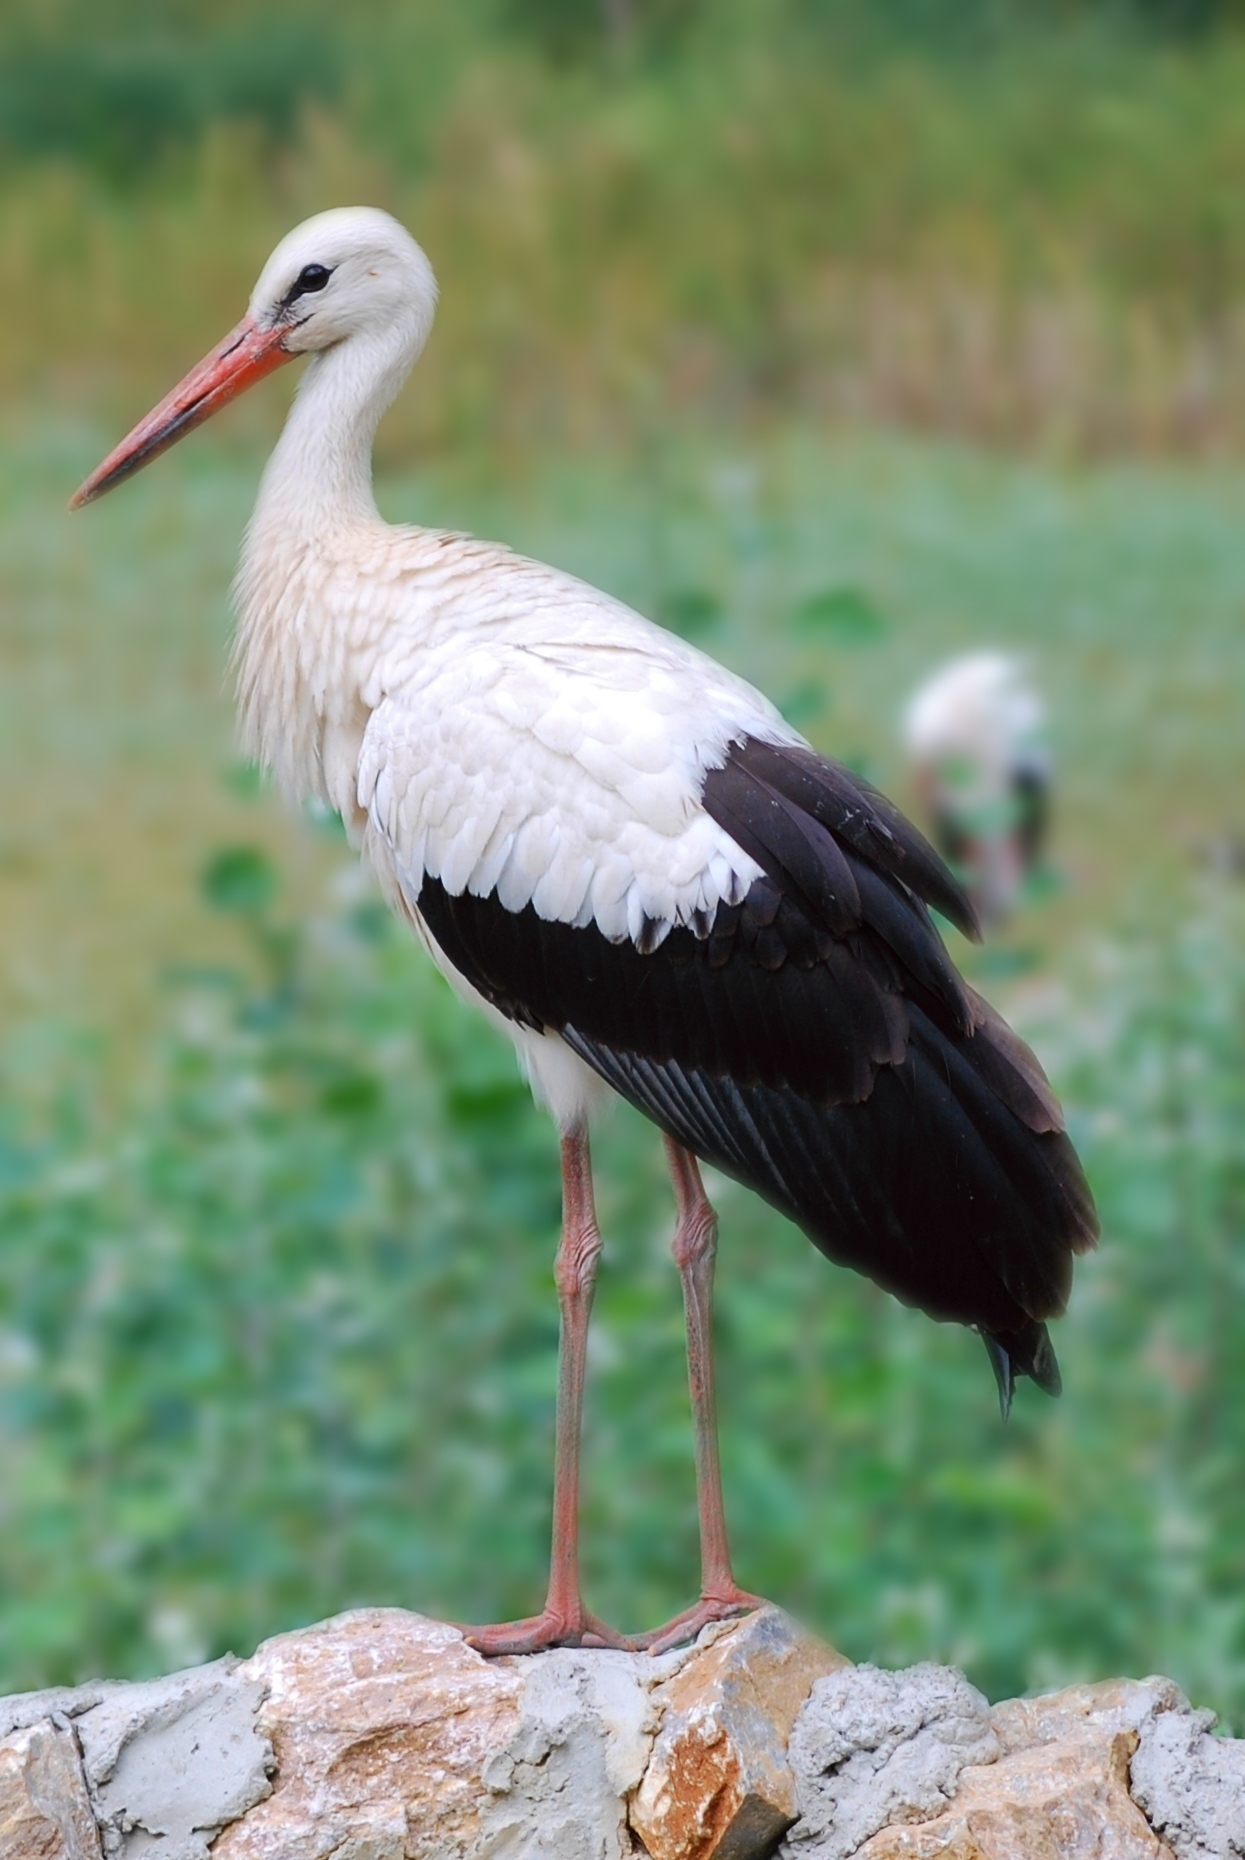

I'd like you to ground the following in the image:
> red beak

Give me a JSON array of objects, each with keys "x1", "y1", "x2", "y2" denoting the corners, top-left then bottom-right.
[{"x1": 69, "y1": 316, "x2": 294, "y2": 510}]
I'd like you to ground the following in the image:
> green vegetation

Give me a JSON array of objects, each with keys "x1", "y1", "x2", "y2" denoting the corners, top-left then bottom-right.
[
  {"x1": 2, "y1": 426, "x2": 1244, "y2": 1722},
  {"x1": 1, "y1": 0, "x2": 1243, "y2": 1730}
]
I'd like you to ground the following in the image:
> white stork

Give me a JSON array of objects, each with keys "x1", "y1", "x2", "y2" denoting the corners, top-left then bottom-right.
[
  {"x1": 903, "y1": 653, "x2": 1051, "y2": 928},
  {"x1": 71, "y1": 208, "x2": 1097, "y2": 1656}
]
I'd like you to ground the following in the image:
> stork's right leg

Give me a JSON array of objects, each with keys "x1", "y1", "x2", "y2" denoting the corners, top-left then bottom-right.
[
  {"x1": 635, "y1": 1139, "x2": 765, "y2": 1654},
  {"x1": 463, "y1": 1127, "x2": 630, "y2": 1655}
]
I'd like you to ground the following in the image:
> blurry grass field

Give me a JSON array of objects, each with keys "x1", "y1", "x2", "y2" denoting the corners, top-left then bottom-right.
[{"x1": 2, "y1": 415, "x2": 1244, "y2": 1720}]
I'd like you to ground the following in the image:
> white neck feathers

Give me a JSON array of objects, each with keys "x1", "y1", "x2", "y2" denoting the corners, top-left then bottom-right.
[
  {"x1": 231, "y1": 316, "x2": 425, "y2": 810},
  {"x1": 260, "y1": 319, "x2": 416, "y2": 531}
]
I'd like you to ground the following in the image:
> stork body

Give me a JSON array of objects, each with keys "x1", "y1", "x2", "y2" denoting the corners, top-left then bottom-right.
[
  {"x1": 73, "y1": 209, "x2": 1097, "y2": 1655},
  {"x1": 904, "y1": 653, "x2": 1051, "y2": 928}
]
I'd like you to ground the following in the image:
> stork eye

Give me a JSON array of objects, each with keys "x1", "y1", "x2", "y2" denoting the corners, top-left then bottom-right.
[{"x1": 284, "y1": 263, "x2": 332, "y2": 306}]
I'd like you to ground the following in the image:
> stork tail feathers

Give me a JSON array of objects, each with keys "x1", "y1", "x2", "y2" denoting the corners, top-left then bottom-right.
[{"x1": 982, "y1": 1320, "x2": 1063, "y2": 1420}]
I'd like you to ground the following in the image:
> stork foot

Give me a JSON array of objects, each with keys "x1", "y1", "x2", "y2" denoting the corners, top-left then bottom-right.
[
  {"x1": 634, "y1": 1586, "x2": 768, "y2": 1656},
  {"x1": 461, "y1": 1607, "x2": 634, "y2": 1656}
]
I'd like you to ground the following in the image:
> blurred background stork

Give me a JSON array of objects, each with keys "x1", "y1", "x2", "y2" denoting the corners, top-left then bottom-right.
[
  {"x1": 903, "y1": 653, "x2": 1051, "y2": 929},
  {"x1": 1, "y1": 0, "x2": 1244, "y2": 1728}
]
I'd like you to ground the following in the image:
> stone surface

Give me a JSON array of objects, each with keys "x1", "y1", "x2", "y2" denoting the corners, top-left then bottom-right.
[
  {"x1": 214, "y1": 1604, "x2": 835, "y2": 1860},
  {"x1": 0, "y1": 1719, "x2": 103, "y2": 1860},
  {"x1": 0, "y1": 1657, "x2": 273, "y2": 1860},
  {"x1": 632, "y1": 1607, "x2": 849, "y2": 1860},
  {"x1": 0, "y1": 1691, "x2": 124, "y2": 1741},
  {"x1": 1130, "y1": 1689, "x2": 1245, "y2": 1860},
  {"x1": 785, "y1": 1673, "x2": 1194, "y2": 1859},
  {"x1": 782, "y1": 1663, "x2": 1002, "y2": 1860},
  {"x1": 474, "y1": 1639, "x2": 659, "y2": 1859},
  {"x1": 74, "y1": 1656, "x2": 273, "y2": 1860},
  {"x1": 2, "y1": 1614, "x2": 1242, "y2": 1860},
  {"x1": 212, "y1": 1610, "x2": 525, "y2": 1860}
]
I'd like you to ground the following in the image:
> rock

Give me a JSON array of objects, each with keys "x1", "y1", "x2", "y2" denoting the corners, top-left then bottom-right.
[
  {"x1": 75, "y1": 1656, "x2": 274, "y2": 1860},
  {"x1": 781, "y1": 1663, "x2": 1002, "y2": 1860},
  {"x1": 211, "y1": 1610, "x2": 523, "y2": 1859},
  {"x1": 0, "y1": 1719, "x2": 102, "y2": 1860},
  {"x1": 0, "y1": 1610, "x2": 830, "y2": 1860},
  {"x1": 0, "y1": 1690, "x2": 124, "y2": 1741},
  {"x1": 219, "y1": 1605, "x2": 839, "y2": 1860},
  {"x1": 1, "y1": 1614, "x2": 1242, "y2": 1860},
  {"x1": 988, "y1": 1675, "x2": 1187, "y2": 1758},
  {"x1": 474, "y1": 1636, "x2": 659, "y2": 1859},
  {"x1": 1130, "y1": 1689, "x2": 1245, "y2": 1860},
  {"x1": 0, "y1": 1656, "x2": 273, "y2": 1860},
  {"x1": 784, "y1": 1672, "x2": 1197, "y2": 1859},
  {"x1": 212, "y1": 1606, "x2": 669, "y2": 1860},
  {"x1": 631, "y1": 1607, "x2": 849, "y2": 1860}
]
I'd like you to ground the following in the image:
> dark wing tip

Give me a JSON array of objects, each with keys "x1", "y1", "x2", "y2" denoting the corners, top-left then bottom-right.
[
  {"x1": 983, "y1": 1321, "x2": 1063, "y2": 1419},
  {"x1": 982, "y1": 1332, "x2": 1016, "y2": 1421},
  {"x1": 950, "y1": 890, "x2": 984, "y2": 946},
  {"x1": 851, "y1": 766, "x2": 983, "y2": 943},
  {"x1": 728, "y1": 736, "x2": 982, "y2": 943}
]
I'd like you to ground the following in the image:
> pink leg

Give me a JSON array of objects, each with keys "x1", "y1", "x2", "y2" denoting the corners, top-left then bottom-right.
[
  {"x1": 464, "y1": 1128, "x2": 631, "y2": 1655},
  {"x1": 636, "y1": 1139, "x2": 765, "y2": 1655}
]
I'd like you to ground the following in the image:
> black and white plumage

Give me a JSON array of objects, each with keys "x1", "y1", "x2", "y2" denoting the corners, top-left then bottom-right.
[
  {"x1": 904, "y1": 652, "x2": 1052, "y2": 927},
  {"x1": 416, "y1": 737, "x2": 1087, "y2": 1401},
  {"x1": 72, "y1": 208, "x2": 1098, "y2": 1654}
]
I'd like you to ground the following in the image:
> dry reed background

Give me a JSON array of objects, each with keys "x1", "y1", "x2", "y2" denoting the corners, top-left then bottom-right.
[{"x1": 8, "y1": 4, "x2": 1245, "y2": 458}]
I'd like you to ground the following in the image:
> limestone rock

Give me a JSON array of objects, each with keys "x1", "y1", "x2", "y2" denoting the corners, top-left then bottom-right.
[
  {"x1": 989, "y1": 1674, "x2": 1186, "y2": 1758},
  {"x1": 0, "y1": 1609, "x2": 834, "y2": 1860},
  {"x1": 1130, "y1": 1688, "x2": 1245, "y2": 1860},
  {"x1": 214, "y1": 1604, "x2": 840, "y2": 1860},
  {"x1": 0, "y1": 1719, "x2": 102, "y2": 1860},
  {"x1": 0, "y1": 1656, "x2": 273, "y2": 1860},
  {"x1": 631, "y1": 1606, "x2": 850, "y2": 1860},
  {"x1": 845, "y1": 1733, "x2": 1170, "y2": 1856},
  {"x1": 211, "y1": 1610, "x2": 525, "y2": 1860},
  {"x1": 75, "y1": 1656, "x2": 274, "y2": 1860},
  {"x1": 782, "y1": 1663, "x2": 1002, "y2": 1860},
  {"x1": 2, "y1": 1613, "x2": 1242, "y2": 1860},
  {"x1": 785, "y1": 1673, "x2": 1192, "y2": 1859}
]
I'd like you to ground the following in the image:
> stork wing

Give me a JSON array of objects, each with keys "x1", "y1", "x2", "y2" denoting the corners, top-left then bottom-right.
[{"x1": 407, "y1": 733, "x2": 1097, "y2": 1344}]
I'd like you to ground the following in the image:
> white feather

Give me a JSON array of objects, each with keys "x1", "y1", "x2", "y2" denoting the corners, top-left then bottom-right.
[{"x1": 223, "y1": 207, "x2": 803, "y2": 1129}]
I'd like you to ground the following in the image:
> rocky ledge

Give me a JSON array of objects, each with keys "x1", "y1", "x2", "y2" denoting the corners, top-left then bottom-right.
[{"x1": 1, "y1": 1606, "x2": 1241, "y2": 1860}]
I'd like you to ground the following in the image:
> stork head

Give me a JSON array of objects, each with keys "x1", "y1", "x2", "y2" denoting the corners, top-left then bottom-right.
[
  {"x1": 248, "y1": 207, "x2": 438, "y2": 358},
  {"x1": 904, "y1": 653, "x2": 1044, "y2": 780},
  {"x1": 70, "y1": 207, "x2": 437, "y2": 509}
]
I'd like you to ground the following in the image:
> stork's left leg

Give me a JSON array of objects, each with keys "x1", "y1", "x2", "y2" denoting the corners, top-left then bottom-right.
[
  {"x1": 463, "y1": 1126, "x2": 631, "y2": 1655},
  {"x1": 636, "y1": 1138, "x2": 765, "y2": 1655}
]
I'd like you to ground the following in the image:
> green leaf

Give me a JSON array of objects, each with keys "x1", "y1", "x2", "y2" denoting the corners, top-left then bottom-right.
[
  {"x1": 318, "y1": 1072, "x2": 383, "y2": 1118},
  {"x1": 663, "y1": 587, "x2": 721, "y2": 637},
  {"x1": 201, "y1": 846, "x2": 278, "y2": 916},
  {"x1": 792, "y1": 585, "x2": 887, "y2": 644},
  {"x1": 778, "y1": 680, "x2": 829, "y2": 728}
]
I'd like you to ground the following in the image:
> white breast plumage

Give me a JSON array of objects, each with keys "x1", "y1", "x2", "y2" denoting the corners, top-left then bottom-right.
[
  {"x1": 354, "y1": 565, "x2": 785, "y2": 950},
  {"x1": 72, "y1": 204, "x2": 1097, "y2": 1659}
]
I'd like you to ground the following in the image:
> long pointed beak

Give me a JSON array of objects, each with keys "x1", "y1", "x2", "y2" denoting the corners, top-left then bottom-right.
[{"x1": 69, "y1": 317, "x2": 294, "y2": 510}]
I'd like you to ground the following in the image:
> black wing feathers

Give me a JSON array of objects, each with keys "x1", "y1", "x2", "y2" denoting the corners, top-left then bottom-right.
[
  {"x1": 415, "y1": 734, "x2": 1097, "y2": 1399},
  {"x1": 698, "y1": 766, "x2": 861, "y2": 935},
  {"x1": 423, "y1": 880, "x2": 906, "y2": 1101},
  {"x1": 703, "y1": 746, "x2": 975, "y2": 1033},
  {"x1": 717, "y1": 736, "x2": 982, "y2": 942}
]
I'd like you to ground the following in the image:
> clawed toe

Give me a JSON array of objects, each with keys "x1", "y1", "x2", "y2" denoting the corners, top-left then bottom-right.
[
  {"x1": 633, "y1": 1589, "x2": 767, "y2": 1656},
  {"x1": 461, "y1": 1608, "x2": 635, "y2": 1656}
]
